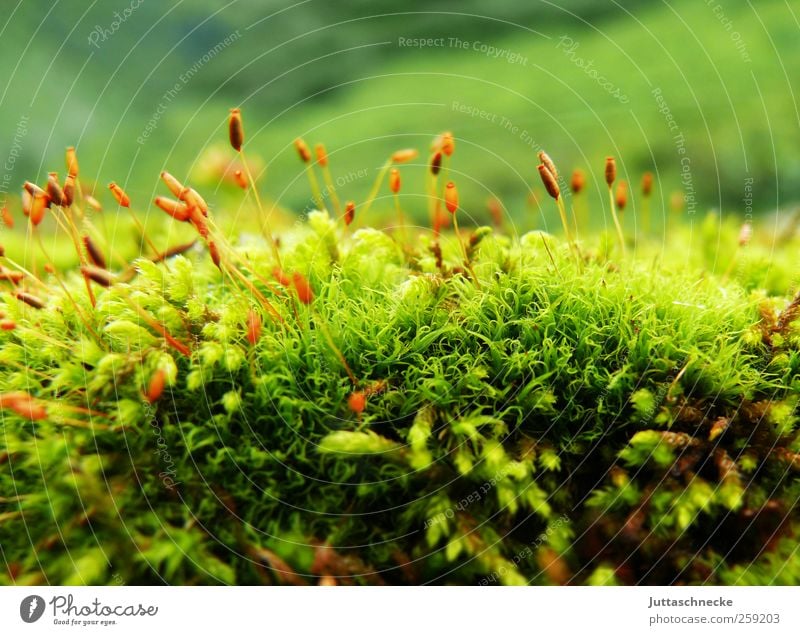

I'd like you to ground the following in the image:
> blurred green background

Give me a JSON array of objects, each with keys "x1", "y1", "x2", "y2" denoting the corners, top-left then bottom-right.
[{"x1": 0, "y1": 0, "x2": 798, "y2": 234}]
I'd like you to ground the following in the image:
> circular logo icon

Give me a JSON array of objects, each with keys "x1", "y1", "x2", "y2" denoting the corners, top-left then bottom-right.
[{"x1": 20, "y1": 595, "x2": 45, "y2": 623}]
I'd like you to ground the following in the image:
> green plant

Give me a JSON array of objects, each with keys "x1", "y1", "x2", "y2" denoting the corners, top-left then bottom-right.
[{"x1": 0, "y1": 121, "x2": 799, "y2": 586}]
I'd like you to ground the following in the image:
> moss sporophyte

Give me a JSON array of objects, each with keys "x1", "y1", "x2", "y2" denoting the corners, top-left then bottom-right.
[{"x1": 0, "y1": 110, "x2": 799, "y2": 585}]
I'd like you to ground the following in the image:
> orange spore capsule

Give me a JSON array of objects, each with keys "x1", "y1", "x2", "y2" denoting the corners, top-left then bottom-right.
[
  {"x1": 1, "y1": 206, "x2": 13, "y2": 228},
  {"x1": 391, "y1": 148, "x2": 418, "y2": 164},
  {"x1": 63, "y1": 174, "x2": 76, "y2": 206},
  {"x1": 81, "y1": 265, "x2": 114, "y2": 288},
  {"x1": 294, "y1": 138, "x2": 312, "y2": 163},
  {"x1": 642, "y1": 171, "x2": 653, "y2": 197},
  {"x1": 30, "y1": 191, "x2": 49, "y2": 226},
  {"x1": 208, "y1": 241, "x2": 222, "y2": 268},
  {"x1": 344, "y1": 200, "x2": 355, "y2": 226},
  {"x1": 315, "y1": 143, "x2": 328, "y2": 167},
  {"x1": 229, "y1": 108, "x2": 244, "y2": 152},
  {"x1": 570, "y1": 169, "x2": 585, "y2": 194},
  {"x1": 184, "y1": 188, "x2": 208, "y2": 216},
  {"x1": 108, "y1": 182, "x2": 130, "y2": 207},
  {"x1": 146, "y1": 369, "x2": 166, "y2": 404},
  {"x1": 160, "y1": 171, "x2": 185, "y2": 198},
  {"x1": 538, "y1": 164, "x2": 560, "y2": 200},
  {"x1": 155, "y1": 196, "x2": 190, "y2": 222},
  {"x1": 444, "y1": 181, "x2": 459, "y2": 213},
  {"x1": 0, "y1": 392, "x2": 46, "y2": 421},
  {"x1": 292, "y1": 272, "x2": 314, "y2": 305},
  {"x1": 430, "y1": 151, "x2": 442, "y2": 176},
  {"x1": 85, "y1": 195, "x2": 102, "y2": 212},
  {"x1": 246, "y1": 308, "x2": 262, "y2": 345},
  {"x1": 615, "y1": 180, "x2": 628, "y2": 211},
  {"x1": 272, "y1": 267, "x2": 291, "y2": 287},
  {"x1": 233, "y1": 170, "x2": 248, "y2": 189},
  {"x1": 47, "y1": 173, "x2": 66, "y2": 207},
  {"x1": 538, "y1": 151, "x2": 559, "y2": 181},
  {"x1": 82, "y1": 234, "x2": 107, "y2": 269},
  {"x1": 0, "y1": 268, "x2": 23, "y2": 283},
  {"x1": 12, "y1": 399, "x2": 47, "y2": 421},
  {"x1": 605, "y1": 156, "x2": 617, "y2": 186},
  {"x1": 389, "y1": 168, "x2": 401, "y2": 194},
  {"x1": 440, "y1": 132, "x2": 455, "y2": 156},
  {"x1": 348, "y1": 391, "x2": 366, "y2": 415},
  {"x1": 66, "y1": 146, "x2": 79, "y2": 178}
]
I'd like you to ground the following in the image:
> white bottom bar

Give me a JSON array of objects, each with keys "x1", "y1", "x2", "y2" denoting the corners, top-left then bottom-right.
[{"x1": 1, "y1": 586, "x2": 797, "y2": 634}]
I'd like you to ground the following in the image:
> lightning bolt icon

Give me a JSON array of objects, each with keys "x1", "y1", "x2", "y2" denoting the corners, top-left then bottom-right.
[{"x1": 28, "y1": 597, "x2": 38, "y2": 618}]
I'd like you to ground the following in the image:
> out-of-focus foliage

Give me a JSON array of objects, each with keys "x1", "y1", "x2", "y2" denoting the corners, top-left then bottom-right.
[{"x1": 1, "y1": 0, "x2": 797, "y2": 223}]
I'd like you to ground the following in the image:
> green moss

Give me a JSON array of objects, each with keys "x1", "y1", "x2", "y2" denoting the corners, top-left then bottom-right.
[{"x1": 1, "y1": 210, "x2": 799, "y2": 585}]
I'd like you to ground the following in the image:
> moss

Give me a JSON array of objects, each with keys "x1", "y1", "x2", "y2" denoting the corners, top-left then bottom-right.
[{"x1": 1, "y1": 209, "x2": 799, "y2": 585}]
